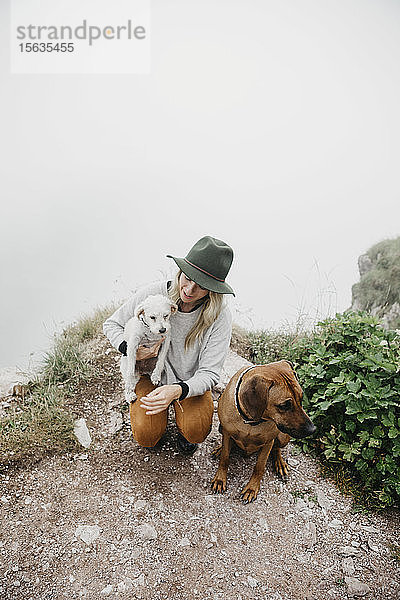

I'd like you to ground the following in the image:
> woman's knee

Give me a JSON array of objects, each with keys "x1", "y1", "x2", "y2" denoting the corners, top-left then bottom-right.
[
  {"x1": 176, "y1": 392, "x2": 214, "y2": 443},
  {"x1": 129, "y1": 401, "x2": 167, "y2": 448},
  {"x1": 180, "y1": 420, "x2": 212, "y2": 444},
  {"x1": 133, "y1": 428, "x2": 164, "y2": 448}
]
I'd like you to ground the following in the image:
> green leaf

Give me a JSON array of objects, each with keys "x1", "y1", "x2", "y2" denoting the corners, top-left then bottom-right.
[
  {"x1": 319, "y1": 400, "x2": 332, "y2": 410},
  {"x1": 333, "y1": 372, "x2": 346, "y2": 384},
  {"x1": 346, "y1": 380, "x2": 361, "y2": 393},
  {"x1": 382, "y1": 412, "x2": 395, "y2": 427},
  {"x1": 345, "y1": 421, "x2": 356, "y2": 432}
]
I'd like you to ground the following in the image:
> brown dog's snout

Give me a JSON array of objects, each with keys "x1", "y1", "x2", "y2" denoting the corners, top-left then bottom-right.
[
  {"x1": 277, "y1": 418, "x2": 316, "y2": 439},
  {"x1": 303, "y1": 420, "x2": 316, "y2": 437},
  {"x1": 294, "y1": 418, "x2": 316, "y2": 438}
]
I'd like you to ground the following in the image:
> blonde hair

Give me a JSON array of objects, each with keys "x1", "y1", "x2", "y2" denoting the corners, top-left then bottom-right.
[{"x1": 169, "y1": 270, "x2": 224, "y2": 350}]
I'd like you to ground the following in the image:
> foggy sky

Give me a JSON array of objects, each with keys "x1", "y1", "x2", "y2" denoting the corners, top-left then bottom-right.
[{"x1": 1, "y1": 0, "x2": 400, "y2": 369}]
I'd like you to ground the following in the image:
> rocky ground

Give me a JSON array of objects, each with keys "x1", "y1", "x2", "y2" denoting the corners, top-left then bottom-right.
[{"x1": 0, "y1": 338, "x2": 399, "y2": 600}]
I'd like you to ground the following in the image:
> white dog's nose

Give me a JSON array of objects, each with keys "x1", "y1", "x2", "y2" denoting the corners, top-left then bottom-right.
[{"x1": 159, "y1": 327, "x2": 166, "y2": 334}]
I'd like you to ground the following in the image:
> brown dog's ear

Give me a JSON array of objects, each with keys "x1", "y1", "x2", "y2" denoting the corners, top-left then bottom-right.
[
  {"x1": 282, "y1": 360, "x2": 300, "y2": 383},
  {"x1": 240, "y1": 374, "x2": 274, "y2": 421}
]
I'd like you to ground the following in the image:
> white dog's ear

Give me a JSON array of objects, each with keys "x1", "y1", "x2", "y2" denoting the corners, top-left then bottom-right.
[
  {"x1": 170, "y1": 303, "x2": 178, "y2": 314},
  {"x1": 135, "y1": 303, "x2": 145, "y2": 319}
]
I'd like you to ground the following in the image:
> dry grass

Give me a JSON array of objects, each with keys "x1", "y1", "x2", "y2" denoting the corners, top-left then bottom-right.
[
  {"x1": 230, "y1": 323, "x2": 252, "y2": 360},
  {"x1": 0, "y1": 304, "x2": 116, "y2": 467}
]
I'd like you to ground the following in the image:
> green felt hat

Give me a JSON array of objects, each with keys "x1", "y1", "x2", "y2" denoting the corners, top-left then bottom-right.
[{"x1": 167, "y1": 236, "x2": 235, "y2": 295}]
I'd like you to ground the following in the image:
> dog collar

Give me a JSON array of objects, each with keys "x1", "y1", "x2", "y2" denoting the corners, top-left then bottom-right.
[{"x1": 235, "y1": 365, "x2": 269, "y2": 426}]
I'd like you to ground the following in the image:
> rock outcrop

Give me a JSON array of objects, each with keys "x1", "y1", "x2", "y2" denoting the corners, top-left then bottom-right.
[{"x1": 351, "y1": 237, "x2": 400, "y2": 330}]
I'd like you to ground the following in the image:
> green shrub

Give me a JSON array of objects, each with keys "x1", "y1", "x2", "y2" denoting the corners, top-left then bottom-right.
[
  {"x1": 249, "y1": 311, "x2": 400, "y2": 508},
  {"x1": 293, "y1": 311, "x2": 400, "y2": 508}
]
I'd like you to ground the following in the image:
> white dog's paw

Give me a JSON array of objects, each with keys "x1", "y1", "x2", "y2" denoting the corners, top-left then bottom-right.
[
  {"x1": 150, "y1": 372, "x2": 161, "y2": 386},
  {"x1": 125, "y1": 388, "x2": 137, "y2": 403}
]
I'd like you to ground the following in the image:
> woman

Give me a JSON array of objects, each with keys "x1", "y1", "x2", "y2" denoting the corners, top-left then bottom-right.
[{"x1": 103, "y1": 236, "x2": 235, "y2": 455}]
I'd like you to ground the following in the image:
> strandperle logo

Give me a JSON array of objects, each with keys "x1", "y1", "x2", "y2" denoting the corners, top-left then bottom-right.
[
  {"x1": 16, "y1": 20, "x2": 146, "y2": 46},
  {"x1": 11, "y1": 0, "x2": 150, "y2": 74}
]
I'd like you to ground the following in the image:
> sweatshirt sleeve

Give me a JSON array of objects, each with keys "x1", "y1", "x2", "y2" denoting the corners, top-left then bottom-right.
[
  {"x1": 184, "y1": 307, "x2": 232, "y2": 397},
  {"x1": 103, "y1": 281, "x2": 166, "y2": 351}
]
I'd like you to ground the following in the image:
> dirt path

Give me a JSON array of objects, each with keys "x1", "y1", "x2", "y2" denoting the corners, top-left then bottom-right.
[{"x1": 1, "y1": 339, "x2": 399, "y2": 600}]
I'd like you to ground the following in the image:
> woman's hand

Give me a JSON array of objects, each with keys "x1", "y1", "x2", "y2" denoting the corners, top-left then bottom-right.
[
  {"x1": 136, "y1": 338, "x2": 165, "y2": 361},
  {"x1": 140, "y1": 384, "x2": 182, "y2": 415}
]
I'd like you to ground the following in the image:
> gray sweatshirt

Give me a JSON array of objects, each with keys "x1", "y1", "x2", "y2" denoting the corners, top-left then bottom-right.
[{"x1": 103, "y1": 280, "x2": 232, "y2": 397}]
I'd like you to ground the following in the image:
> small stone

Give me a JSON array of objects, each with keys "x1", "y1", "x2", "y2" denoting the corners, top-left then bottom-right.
[
  {"x1": 76, "y1": 454, "x2": 88, "y2": 460},
  {"x1": 258, "y1": 518, "x2": 270, "y2": 532},
  {"x1": 345, "y1": 577, "x2": 370, "y2": 597},
  {"x1": 328, "y1": 519, "x2": 343, "y2": 529},
  {"x1": 317, "y1": 490, "x2": 334, "y2": 510},
  {"x1": 210, "y1": 533, "x2": 217, "y2": 543},
  {"x1": 137, "y1": 524, "x2": 157, "y2": 541},
  {"x1": 247, "y1": 576, "x2": 258, "y2": 588},
  {"x1": 75, "y1": 525, "x2": 101, "y2": 545},
  {"x1": 123, "y1": 577, "x2": 134, "y2": 591},
  {"x1": 338, "y1": 546, "x2": 361, "y2": 557},
  {"x1": 342, "y1": 557, "x2": 355, "y2": 576},
  {"x1": 11, "y1": 566, "x2": 19, "y2": 572},
  {"x1": 360, "y1": 525, "x2": 379, "y2": 534},
  {"x1": 24, "y1": 497, "x2": 32, "y2": 505},
  {"x1": 117, "y1": 582, "x2": 126, "y2": 592},
  {"x1": 179, "y1": 537, "x2": 191, "y2": 547},
  {"x1": 100, "y1": 584, "x2": 113, "y2": 596},
  {"x1": 136, "y1": 574, "x2": 145, "y2": 586},
  {"x1": 295, "y1": 498, "x2": 308, "y2": 511},
  {"x1": 13, "y1": 580, "x2": 21, "y2": 587},
  {"x1": 109, "y1": 411, "x2": 123, "y2": 435},
  {"x1": 134, "y1": 500, "x2": 147, "y2": 510},
  {"x1": 367, "y1": 538, "x2": 379, "y2": 552},
  {"x1": 322, "y1": 566, "x2": 335, "y2": 576},
  {"x1": 304, "y1": 522, "x2": 317, "y2": 549},
  {"x1": 1, "y1": 496, "x2": 9, "y2": 503},
  {"x1": 144, "y1": 456, "x2": 150, "y2": 462},
  {"x1": 69, "y1": 575, "x2": 76, "y2": 583},
  {"x1": 73, "y1": 418, "x2": 92, "y2": 448}
]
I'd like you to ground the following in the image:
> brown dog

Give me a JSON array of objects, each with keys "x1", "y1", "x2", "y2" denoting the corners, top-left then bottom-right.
[{"x1": 211, "y1": 361, "x2": 316, "y2": 502}]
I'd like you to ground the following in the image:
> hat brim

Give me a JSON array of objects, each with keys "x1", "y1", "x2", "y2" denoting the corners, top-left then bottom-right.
[{"x1": 167, "y1": 255, "x2": 235, "y2": 296}]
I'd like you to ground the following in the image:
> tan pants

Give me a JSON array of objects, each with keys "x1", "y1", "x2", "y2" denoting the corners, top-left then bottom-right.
[{"x1": 129, "y1": 376, "x2": 214, "y2": 447}]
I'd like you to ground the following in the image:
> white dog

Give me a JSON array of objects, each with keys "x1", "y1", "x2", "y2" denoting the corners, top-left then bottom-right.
[{"x1": 120, "y1": 294, "x2": 178, "y2": 403}]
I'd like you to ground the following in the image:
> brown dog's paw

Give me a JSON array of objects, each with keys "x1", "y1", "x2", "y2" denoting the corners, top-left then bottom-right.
[
  {"x1": 240, "y1": 482, "x2": 260, "y2": 503},
  {"x1": 211, "y1": 473, "x2": 227, "y2": 494},
  {"x1": 211, "y1": 444, "x2": 222, "y2": 458},
  {"x1": 273, "y1": 455, "x2": 289, "y2": 480}
]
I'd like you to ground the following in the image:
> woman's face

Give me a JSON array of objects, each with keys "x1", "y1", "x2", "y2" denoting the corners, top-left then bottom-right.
[{"x1": 179, "y1": 272, "x2": 209, "y2": 309}]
